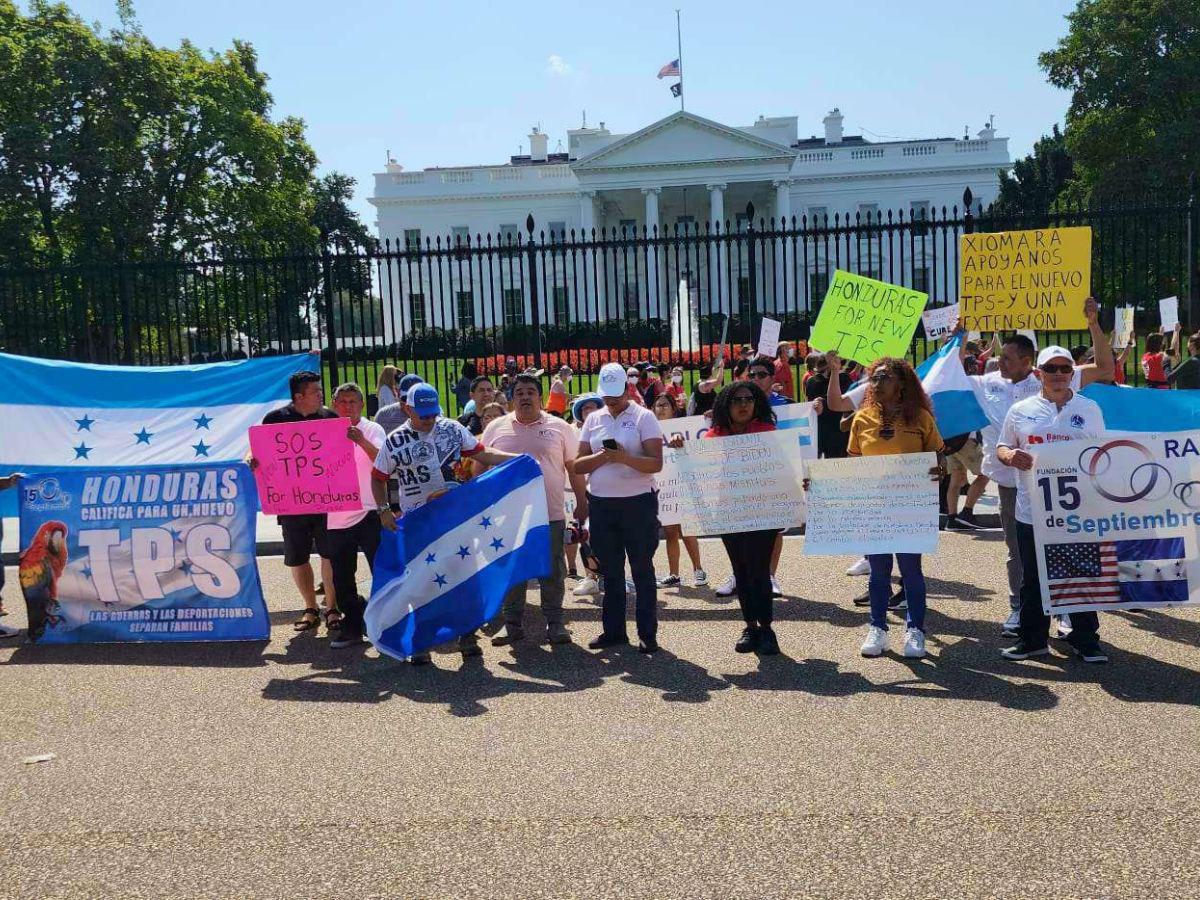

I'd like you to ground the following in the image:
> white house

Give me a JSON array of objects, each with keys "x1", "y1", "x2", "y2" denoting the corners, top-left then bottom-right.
[{"x1": 368, "y1": 109, "x2": 1010, "y2": 338}]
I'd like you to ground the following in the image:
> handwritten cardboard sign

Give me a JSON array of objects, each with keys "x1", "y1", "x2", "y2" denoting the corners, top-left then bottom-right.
[
  {"x1": 921, "y1": 303, "x2": 959, "y2": 341},
  {"x1": 959, "y1": 226, "x2": 1091, "y2": 331},
  {"x1": 809, "y1": 270, "x2": 928, "y2": 367},
  {"x1": 757, "y1": 317, "x2": 782, "y2": 358},
  {"x1": 1159, "y1": 296, "x2": 1180, "y2": 332},
  {"x1": 1114, "y1": 307, "x2": 1135, "y2": 348},
  {"x1": 248, "y1": 418, "x2": 361, "y2": 515},
  {"x1": 802, "y1": 452, "x2": 939, "y2": 555}
]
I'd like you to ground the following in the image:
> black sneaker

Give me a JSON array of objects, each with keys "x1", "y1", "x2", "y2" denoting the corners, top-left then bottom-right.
[
  {"x1": 756, "y1": 626, "x2": 780, "y2": 656},
  {"x1": 638, "y1": 638, "x2": 660, "y2": 654},
  {"x1": 734, "y1": 626, "x2": 760, "y2": 653},
  {"x1": 852, "y1": 590, "x2": 871, "y2": 607},
  {"x1": 950, "y1": 510, "x2": 997, "y2": 531},
  {"x1": 1001, "y1": 641, "x2": 1051, "y2": 660},
  {"x1": 1071, "y1": 641, "x2": 1109, "y2": 664},
  {"x1": 588, "y1": 633, "x2": 629, "y2": 650},
  {"x1": 887, "y1": 588, "x2": 907, "y2": 611},
  {"x1": 330, "y1": 631, "x2": 365, "y2": 649}
]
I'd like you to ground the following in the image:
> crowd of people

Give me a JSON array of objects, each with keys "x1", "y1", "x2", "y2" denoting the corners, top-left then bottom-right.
[{"x1": 7, "y1": 307, "x2": 1193, "y2": 664}]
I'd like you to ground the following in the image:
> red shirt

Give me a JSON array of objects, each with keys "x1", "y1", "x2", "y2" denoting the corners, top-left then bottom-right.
[
  {"x1": 665, "y1": 382, "x2": 686, "y2": 408},
  {"x1": 773, "y1": 357, "x2": 795, "y2": 400},
  {"x1": 1142, "y1": 352, "x2": 1169, "y2": 387},
  {"x1": 704, "y1": 420, "x2": 778, "y2": 438}
]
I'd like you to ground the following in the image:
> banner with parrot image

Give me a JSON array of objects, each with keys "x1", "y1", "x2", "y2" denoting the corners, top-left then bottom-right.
[{"x1": 18, "y1": 463, "x2": 268, "y2": 643}]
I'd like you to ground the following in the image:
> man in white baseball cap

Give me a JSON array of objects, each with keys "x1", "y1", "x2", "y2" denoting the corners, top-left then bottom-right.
[
  {"x1": 996, "y1": 343, "x2": 1109, "y2": 664},
  {"x1": 574, "y1": 362, "x2": 665, "y2": 653}
]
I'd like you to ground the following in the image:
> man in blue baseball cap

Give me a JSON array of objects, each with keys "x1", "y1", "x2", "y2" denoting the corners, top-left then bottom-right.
[{"x1": 370, "y1": 382, "x2": 519, "y2": 664}]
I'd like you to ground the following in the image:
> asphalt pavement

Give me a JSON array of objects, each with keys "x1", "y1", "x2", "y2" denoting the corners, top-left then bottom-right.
[{"x1": 4, "y1": 530, "x2": 1200, "y2": 899}]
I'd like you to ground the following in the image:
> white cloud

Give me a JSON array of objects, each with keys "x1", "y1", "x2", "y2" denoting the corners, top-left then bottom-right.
[{"x1": 546, "y1": 54, "x2": 573, "y2": 77}]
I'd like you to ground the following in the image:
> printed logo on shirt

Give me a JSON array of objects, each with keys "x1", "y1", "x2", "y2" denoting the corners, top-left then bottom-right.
[
  {"x1": 1027, "y1": 433, "x2": 1075, "y2": 445},
  {"x1": 1070, "y1": 414, "x2": 1085, "y2": 428}
]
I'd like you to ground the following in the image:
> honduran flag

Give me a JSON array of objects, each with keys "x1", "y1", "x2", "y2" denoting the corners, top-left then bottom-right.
[
  {"x1": 1044, "y1": 537, "x2": 1189, "y2": 614},
  {"x1": 0, "y1": 351, "x2": 318, "y2": 516},
  {"x1": 365, "y1": 454, "x2": 550, "y2": 659},
  {"x1": 915, "y1": 333, "x2": 989, "y2": 438},
  {"x1": 1082, "y1": 382, "x2": 1200, "y2": 432}
]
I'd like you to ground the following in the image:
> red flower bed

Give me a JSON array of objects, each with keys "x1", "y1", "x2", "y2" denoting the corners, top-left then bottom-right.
[{"x1": 472, "y1": 340, "x2": 810, "y2": 376}]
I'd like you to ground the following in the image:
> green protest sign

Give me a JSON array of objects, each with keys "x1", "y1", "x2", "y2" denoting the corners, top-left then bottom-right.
[{"x1": 808, "y1": 270, "x2": 929, "y2": 366}]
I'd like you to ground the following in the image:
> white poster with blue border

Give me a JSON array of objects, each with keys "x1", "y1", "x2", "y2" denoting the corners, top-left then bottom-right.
[{"x1": 18, "y1": 464, "x2": 269, "y2": 643}]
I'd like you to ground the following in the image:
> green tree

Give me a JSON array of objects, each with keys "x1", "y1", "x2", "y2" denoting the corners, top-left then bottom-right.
[
  {"x1": 1040, "y1": 0, "x2": 1200, "y2": 199},
  {"x1": 992, "y1": 125, "x2": 1076, "y2": 218}
]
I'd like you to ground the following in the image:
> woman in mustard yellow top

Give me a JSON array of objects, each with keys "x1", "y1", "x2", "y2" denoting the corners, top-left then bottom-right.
[{"x1": 848, "y1": 358, "x2": 945, "y2": 660}]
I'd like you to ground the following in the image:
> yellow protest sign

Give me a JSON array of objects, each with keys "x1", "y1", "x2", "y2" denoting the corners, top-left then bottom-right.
[
  {"x1": 808, "y1": 270, "x2": 928, "y2": 366},
  {"x1": 959, "y1": 226, "x2": 1091, "y2": 331}
]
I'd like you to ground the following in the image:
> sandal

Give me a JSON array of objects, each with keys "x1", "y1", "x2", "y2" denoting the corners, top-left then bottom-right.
[
  {"x1": 293, "y1": 608, "x2": 320, "y2": 631},
  {"x1": 324, "y1": 608, "x2": 344, "y2": 631}
]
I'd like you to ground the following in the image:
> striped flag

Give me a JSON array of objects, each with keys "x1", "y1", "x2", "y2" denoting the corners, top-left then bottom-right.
[
  {"x1": 657, "y1": 59, "x2": 681, "y2": 78},
  {"x1": 1045, "y1": 537, "x2": 1188, "y2": 610}
]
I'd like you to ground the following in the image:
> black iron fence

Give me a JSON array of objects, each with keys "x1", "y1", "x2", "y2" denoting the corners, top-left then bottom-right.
[{"x1": 0, "y1": 188, "x2": 1196, "y2": 412}]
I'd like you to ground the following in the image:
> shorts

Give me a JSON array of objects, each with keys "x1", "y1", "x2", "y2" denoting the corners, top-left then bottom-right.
[
  {"x1": 947, "y1": 438, "x2": 983, "y2": 479},
  {"x1": 279, "y1": 514, "x2": 330, "y2": 566}
]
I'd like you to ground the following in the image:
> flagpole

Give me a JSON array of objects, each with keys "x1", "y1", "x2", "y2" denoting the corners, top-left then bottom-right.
[{"x1": 676, "y1": 9, "x2": 684, "y2": 111}]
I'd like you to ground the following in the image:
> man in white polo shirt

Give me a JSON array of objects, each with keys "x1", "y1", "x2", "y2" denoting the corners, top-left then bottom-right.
[
  {"x1": 575, "y1": 362, "x2": 665, "y2": 653},
  {"x1": 996, "y1": 345, "x2": 1108, "y2": 664},
  {"x1": 480, "y1": 373, "x2": 587, "y2": 646}
]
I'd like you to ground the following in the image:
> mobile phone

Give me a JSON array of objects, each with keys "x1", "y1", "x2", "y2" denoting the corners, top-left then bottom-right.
[{"x1": 602, "y1": 438, "x2": 620, "y2": 450}]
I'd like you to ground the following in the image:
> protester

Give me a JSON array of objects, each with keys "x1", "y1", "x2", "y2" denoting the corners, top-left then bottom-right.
[
  {"x1": 568, "y1": 393, "x2": 605, "y2": 592},
  {"x1": 623, "y1": 366, "x2": 646, "y2": 406},
  {"x1": 844, "y1": 358, "x2": 945, "y2": 659},
  {"x1": 997, "y1": 345, "x2": 1108, "y2": 664},
  {"x1": 637, "y1": 365, "x2": 665, "y2": 408},
  {"x1": 0, "y1": 472, "x2": 24, "y2": 638},
  {"x1": 1142, "y1": 331, "x2": 1173, "y2": 389},
  {"x1": 257, "y1": 371, "x2": 339, "y2": 633},
  {"x1": 651, "y1": 394, "x2": 706, "y2": 588},
  {"x1": 687, "y1": 358, "x2": 725, "y2": 416},
  {"x1": 773, "y1": 341, "x2": 796, "y2": 400},
  {"x1": 546, "y1": 365, "x2": 572, "y2": 417},
  {"x1": 458, "y1": 376, "x2": 497, "y2": 435},
  {"x1": 324, "y1": 383, "x2": 386, "y2": 648},
  {"x1": 576, "y1": 362, "x2": 665, "y2": 653},
  {"x1": 804, "y1": 354, "x2": 850, "y2": 459},
  {"x1": 479, "y1": 401, "x2": 506, "y2": 431},
  {"x1": 370, "y1": 383, "x2": 519, "y2": 663},
  {"x1": 665, "y1": 365, "x2": 687, "y2": 410},
  {"x1": 801, "y1": 352, "x2": 823, "y2": 394},
  {"x1": 452, "y1": 361, "x2": 479, "y2": 409},
  {"x1": 375, "y1": 374, "x2": 425, "y2": 434},
  {"x1": 376, "y1": 365, "x2": 401, "y2": 410},
  {"x1": 1168, "y1": 331, "x2": 1200, "y2": 389},
  {"x1": 732, "y1": 358, "x2": 751, "y2": 382},
  {"x1": 944, "y1": 433, "x2": 989, "y2": 529},
  {"x1": 748, "y1": 356, "x2": 790, "y2": 407},
  {"x1": 478, "y1": 374, "x2": 586, "y2": 646},
  {"x1": 704, "y1": 383, "x2": 781, "y2": 653}
]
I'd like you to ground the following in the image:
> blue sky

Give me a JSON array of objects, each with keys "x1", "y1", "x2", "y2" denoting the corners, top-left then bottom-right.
[{"x1": 57, "y1": 0, "x2": 1078, "y2": 226}]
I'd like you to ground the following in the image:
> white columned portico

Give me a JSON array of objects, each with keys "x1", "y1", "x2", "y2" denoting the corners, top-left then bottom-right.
[
  {"x1": 707, "y1": 183, "x2": 728, "y2": 313},
  {"x1": 642, "y1": 186, "x2": 662, "y2": 317},
  {"x1": 773, "y1": 179, "x2": 793, "y2": 308}
]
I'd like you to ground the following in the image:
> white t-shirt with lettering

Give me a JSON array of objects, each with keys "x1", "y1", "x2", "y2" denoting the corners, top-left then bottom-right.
[
  {"x1": 997, "y1": 390, "x2": 1105, "y2": 525},
  {"x1": 373, "y1": 417, "x2": 481, "y2": 514},
  {"x1": 327, "y1": 417, "x2": 387, "y2": 531},
  {"x1": 578, "y1": 402, "x2": 664, "y2": 498}
]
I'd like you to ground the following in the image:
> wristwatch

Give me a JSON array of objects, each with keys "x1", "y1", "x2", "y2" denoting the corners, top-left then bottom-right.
[{"x1": 377, "y1": 505, "x2": 393, "y2": 514}]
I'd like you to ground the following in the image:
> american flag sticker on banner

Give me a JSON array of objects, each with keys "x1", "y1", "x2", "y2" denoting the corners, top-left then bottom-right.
[{"x1": 1044, "y1": 537, "x2": 1189, "y2": 608}]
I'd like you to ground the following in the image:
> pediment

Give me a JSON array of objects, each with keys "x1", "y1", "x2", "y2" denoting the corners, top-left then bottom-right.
[{"x1": 571, "y1": 112, "x2": 797, "y2": 172}]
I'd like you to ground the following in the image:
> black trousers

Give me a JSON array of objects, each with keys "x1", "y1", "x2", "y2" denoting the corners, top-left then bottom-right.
[
  {"x1": 720, "y1": 529, "x2": 781, "y2": 626},
  {"x1": 587, "y1": 491, "x2": 660, "y2": 643},
  {"x1": 1015, "y1": 521, "x2": 1098, "y2": 648},
  {"x1": 326, "y1": 512, "x2": 382, "y2": 637}
]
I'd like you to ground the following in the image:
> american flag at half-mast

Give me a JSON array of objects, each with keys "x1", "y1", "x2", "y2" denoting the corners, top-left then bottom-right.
[
  {"x1": 1045, "y1": 537, "x2": 1188, "y2": 609},
  {"x1": 657, "y1": 58, "x2": 681, "y2": 78}
]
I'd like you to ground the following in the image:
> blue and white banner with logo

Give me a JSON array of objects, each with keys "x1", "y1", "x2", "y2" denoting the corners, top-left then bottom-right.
[
  {"x1": 1030, "y1": 430, "x2": 1200, "y2": 614},
  {"x1": 0, "y1": 351, "x2": 318, "y2": 517},
  {"x1": 18, "y1": 463, "x2": 269, "y2": 643}
]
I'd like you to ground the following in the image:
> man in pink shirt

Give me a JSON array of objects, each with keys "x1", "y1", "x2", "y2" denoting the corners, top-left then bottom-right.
[{"x1": 479, "y1": 374, "x2": 588, "y2": 645}]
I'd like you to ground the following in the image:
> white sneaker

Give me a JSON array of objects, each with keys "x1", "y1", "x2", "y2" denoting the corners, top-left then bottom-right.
[
  {"x1": 1055, "y1": 614, "x2": 1073, "y2": 638},
  {"x1": 714, "y1": 575, "x2": 737, "y2": 597},
  {"x1": 903, "y1": 628, "x2": 927, "y2": 659},
  {"x1": 693, "y1": 569, "x2": 708, "y2": 586},
  {"x1": 860, "y1": 626, "x2": 888, "y2": 657},
  {"x1": 845, "y1": 557, "x2": 871, "y2": 576},
  {"x1": 1002, "y1": 609, "x2": 1021, "y2": 637},
  {"x1": 770, "y1": 576, "x2": 783, "y2": 597},
  {"x1": 0, "y1": 623, "x2": 19, "y2": 639},
  {"x1": 625, "y1": 578, "x2": 636, "y2": 593},
  {"x1": 573, "y1": 577, "x2": 599, "y2": 597},
  {"x1": 656, "y1": 574, "x2": 681, "y2": 588}
]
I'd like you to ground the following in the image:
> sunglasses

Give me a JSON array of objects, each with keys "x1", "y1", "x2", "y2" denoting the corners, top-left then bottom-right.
[
  {"x1": 1039, "y1": 363, "x2": 1074, "y2": 375},
  {"x1": 730, "y1": 395, "x2": 756, "y2": 405},
  {"x1": 749, "y1": 370, "x2": 773, "y2": 379},
  {"x1": 869, "y1": 371, "x2": 894, "y2": 383}
]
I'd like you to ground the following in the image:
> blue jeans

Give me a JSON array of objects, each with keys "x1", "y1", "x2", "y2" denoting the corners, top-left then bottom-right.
[{"x1": 867, "y1": 553, "x2": 926, "y2": 632}]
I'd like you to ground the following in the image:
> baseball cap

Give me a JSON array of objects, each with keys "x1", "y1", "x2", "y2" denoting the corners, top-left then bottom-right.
[
  {"x1": 398, "y1": 373, "x2": 424, "y2": 395},
  {"x1": 598, "y1": 362, "x2": 629, "y2": 398},
  {"x1": 1037, "y1": 345, "x2": 1074, "y2": 367},
  {"x1": 407, "y1": 383, "x2": 441, "y2": 417},
  {"x1": 572, "y1": 392, "x2": 602, "y2": 421}
]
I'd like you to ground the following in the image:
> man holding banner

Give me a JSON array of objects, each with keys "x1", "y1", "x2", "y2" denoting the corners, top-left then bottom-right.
[{"x1": 997, "y1": 345, "x2": 1108, "y2": 664}]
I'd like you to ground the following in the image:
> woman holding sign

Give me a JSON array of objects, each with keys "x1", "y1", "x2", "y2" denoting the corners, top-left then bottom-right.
[
  {"x1": 703, "y1": 382, "x2": 782, "y2": 655},
  {"x1": 848, "y1": 359, "x2": 945, "y2": 660}
]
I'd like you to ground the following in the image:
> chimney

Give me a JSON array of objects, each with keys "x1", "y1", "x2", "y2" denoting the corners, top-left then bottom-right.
[
  {"x1": 529, "y1": 126, "x2": 548, "y2": 162},
  {"x1": 823, "y1": 108, "x2": 844, "y2": 145}
]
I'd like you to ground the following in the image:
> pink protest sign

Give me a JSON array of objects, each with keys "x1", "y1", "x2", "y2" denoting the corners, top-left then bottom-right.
[{"x1": 248, "y1": 417, "x2": 363, "y2": 515}]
